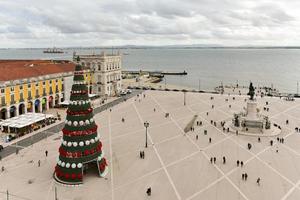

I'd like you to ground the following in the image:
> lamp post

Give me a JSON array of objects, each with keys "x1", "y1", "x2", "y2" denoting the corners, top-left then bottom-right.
[
  {"x1": 144, "y1": 121, "x2": 149, "y2": 148},
  {"x1": 183, "y1": 90, "x2": 186, "y2": 106}
]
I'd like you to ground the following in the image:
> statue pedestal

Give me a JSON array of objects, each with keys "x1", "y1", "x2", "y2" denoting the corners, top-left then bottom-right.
[
  {"x1": 225, "y1": 99, "x2": 281, "y2": 137},
  {"x1": 246, "y1": 101, "x2": 258, "y2": 120}
]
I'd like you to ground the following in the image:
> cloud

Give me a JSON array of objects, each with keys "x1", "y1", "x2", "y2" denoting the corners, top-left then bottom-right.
[{"x1": 0, "y1": 0, "x2": 300, "y2": 47}]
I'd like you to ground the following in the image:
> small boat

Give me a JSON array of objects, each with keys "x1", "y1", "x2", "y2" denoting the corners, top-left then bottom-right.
[{"x1": 43, "y1": 47, "x2": 64, "y2": 54}]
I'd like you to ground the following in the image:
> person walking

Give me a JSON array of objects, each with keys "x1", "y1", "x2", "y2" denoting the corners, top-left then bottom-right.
[
  {"x1": 241, "y1": 161, "x2": 244, "y2": 167},
  {"x1": 270, "y1": 140, "x2": 273, "y2": 146},
  {"x1": 196, "y1": 135, "x2": 199, "y2": 140},
  {"x1": 242, "y1": 173, "x2": 245, "y2": 180},
  {"x1": 245, "y1": 173, "x2": 248, "y2": 181},
  {"x1": 210, "y1": 157, "x2": 213, "y2": 164},
  {"x1": 258, "y1": 137, "x2": 261, "y2": 143},
  {"x1": 209, "y1": 138, "x2": 212, "y2": 143},
  {"x1": 146, "y1": 187, "x2": 152, "y2": 196},
  {"x1": 223, "y1": 156, "x2": 226, "y2": 164},
  {"x1": 256, "y1": 177, "x2": 261, "y2": 186},
  {"x1": 237, "y1": 160, "x2": 240, "y2": 167},
  {"x1": 45, "y1": 150, "x2": 48, "y2": 157},
  {"x1": 247, "y1": 143, "x2": 252, "y2": 150},
  {"x1": 213, "y1": 157, "x2": 216, "y2": 164},
  {"x1": 38, "y1": 160, "x2": 41, "y2": 167},
  {"x1": 139, "y1": 151, "x2": 142, "y2": 159}
]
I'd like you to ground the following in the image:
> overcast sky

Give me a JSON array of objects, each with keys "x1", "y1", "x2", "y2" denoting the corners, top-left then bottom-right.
[{"x1": 0, "y1": 0, "x2": 300, "y2": 48}]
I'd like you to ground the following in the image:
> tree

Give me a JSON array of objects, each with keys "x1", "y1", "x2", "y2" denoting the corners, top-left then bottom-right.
[{"x1": 54, "y1": 64, "x2": 108, "y2": 185}]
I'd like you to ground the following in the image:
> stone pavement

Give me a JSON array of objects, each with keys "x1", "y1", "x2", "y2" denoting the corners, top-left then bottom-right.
[{"x1": 1, "y1": 90, "x2": 300, "y2": 200}]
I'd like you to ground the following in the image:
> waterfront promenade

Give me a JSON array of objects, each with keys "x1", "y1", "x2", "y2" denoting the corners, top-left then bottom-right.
[{"x1": 1, "y1": 90, "x2": 300, "y2": 200}]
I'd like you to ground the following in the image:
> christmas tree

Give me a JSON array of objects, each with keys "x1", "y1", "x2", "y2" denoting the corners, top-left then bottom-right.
[{"x1": 54, "y1": 61, "x2": 108, "y2": 185}]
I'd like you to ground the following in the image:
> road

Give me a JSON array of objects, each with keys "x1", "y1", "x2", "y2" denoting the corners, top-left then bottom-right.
[{"x1": 0, "y1": 90, "x2": 141, "y2": 159}]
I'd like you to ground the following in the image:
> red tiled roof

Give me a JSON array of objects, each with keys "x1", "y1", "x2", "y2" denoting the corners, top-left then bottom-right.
[{"x1": 0, "y1": 60, "x2": 75, "y2": 81}]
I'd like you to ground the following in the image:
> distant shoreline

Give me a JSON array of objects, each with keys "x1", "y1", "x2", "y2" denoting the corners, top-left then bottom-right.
[{"x1": 1, "y1": 46, "x2": 300, "y2": 50}]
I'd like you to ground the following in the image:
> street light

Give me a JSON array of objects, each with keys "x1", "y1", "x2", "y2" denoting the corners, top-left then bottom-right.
[{"x1": 144, "y1": 121, "x2": 149, "y2": 148}]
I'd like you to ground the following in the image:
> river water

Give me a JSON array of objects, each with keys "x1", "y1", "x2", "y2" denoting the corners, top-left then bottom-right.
[{"x1": 1, "y1": 48, "x2": 300, "y2": 93}]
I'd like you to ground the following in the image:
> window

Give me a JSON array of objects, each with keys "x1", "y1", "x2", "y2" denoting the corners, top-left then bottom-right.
[
  {"x1": 43, "y1": 81, "x2": 45, "y2": 85},
  {"x1": 1, "y1": 89, "x2": 4, "y2": 93},
  {"x1": 10, "y1": 95, "x2": 15, "y2": 103},
  {"x1": 1, "y1": 96, "x2": 5, "y2": 105},
  {"x1": 20, "y1": 93, "x2": 24, "y2": 101},
  {"x1": 10, "y1": 87, "x2": 14, "y2": 92},
  {"x1": 49, "y1": 80, "x2": 52, "y2": 84},
  {"x1": 28, "y1": 84, "x2": 31, "y2": 88},
  {"x1": 20, "y1": 85, "x2": 23, "y2": 90}
]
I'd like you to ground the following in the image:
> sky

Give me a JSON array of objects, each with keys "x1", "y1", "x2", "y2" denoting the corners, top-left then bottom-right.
[{"x1": 0, "y1": 0, "x2": 300, "y2": 48}]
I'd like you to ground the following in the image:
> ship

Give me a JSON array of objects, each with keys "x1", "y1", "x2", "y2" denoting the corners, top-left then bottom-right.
[{"x1": 43, "y1": 47, "x2": 64, "y2": 54}]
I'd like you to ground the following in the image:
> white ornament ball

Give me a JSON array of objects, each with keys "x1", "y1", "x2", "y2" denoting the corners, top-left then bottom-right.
[
  {"x1": 74, "y1": 101, "x2": 77, "y2": 105},
  {"x1": 58, "y1": 160, "x2": 62, "y2": 165},
  {"x1": 85, "y1": 140, "x2": 90, "y2": 145},
  {"x1": 73, "y1": 121, "x2": 78, "y2": 126},
  {"x1": 97, "y1": 156, "x2": 102, "y2": 161},
  {"x1": 79, "y1": 121, "x2": 84, "y2": 126},
  {"x1": 73, "y1": 142, "x2": 78, "y2": 147},
  {"x1": 65, "y1": 120, "x2": 68, "y2": 124},
  {"x1": 71, "y1": 163, "x2": 76, "y2": 169},
  {"x1": 91, "y1": 139, "x2": 95, "y2": 144},
  {"x1": 67, "y1": 121, "x2": 72, "y2": 126},
  {"x1": 95, "y1": 136, "x2": 99, "y2": 141},
  {"x1": 67, "y1": 142, "x2": 72, "y2": 147},
  {"x1": 90, "y1": 118, "x2": 94, "y2": 123},
  {"x1": 85, "y1": 120, "x2": 90, "y2": 125},
  {"x1": 79, "y1": 141, "x2": 84, "y2": 146},
  {"x1": 66, "y1": 163, "x2": 70, "y2": 168},
  {"x1": 63, "y1": 141, "x2": 67, "y2": 146},
  {"x1": 61, "y1": 162, "x2": 65, "y2": 167},
  {"x1": 77, "y1": 163, "x2": 83, "y2": 168},
  {"x1": 78, "y1": 101, "x2": 82, "y2": 105}
]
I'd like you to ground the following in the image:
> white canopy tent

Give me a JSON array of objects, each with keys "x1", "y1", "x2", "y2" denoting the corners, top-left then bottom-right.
[{"x1": 0, "y1": 112, "x2": 54, "y2": 129}]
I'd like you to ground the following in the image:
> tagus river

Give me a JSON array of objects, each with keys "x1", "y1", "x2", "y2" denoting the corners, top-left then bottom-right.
[{"x1": 1, "y1": 48, "x2": 300, "y2": 93}]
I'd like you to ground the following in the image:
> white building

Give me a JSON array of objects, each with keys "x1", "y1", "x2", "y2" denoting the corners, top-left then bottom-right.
[{"x1": 74, "y1": 51, "x2": 122, "y2": 97}]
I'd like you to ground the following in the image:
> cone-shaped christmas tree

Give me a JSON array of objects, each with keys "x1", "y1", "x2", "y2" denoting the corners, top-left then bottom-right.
[{"x1": 54, "y1": 63, "x2": 108, "y2": 185}]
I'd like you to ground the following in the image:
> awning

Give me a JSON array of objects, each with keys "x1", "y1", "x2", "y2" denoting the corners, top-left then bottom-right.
[{"x1": 0, "y1": 112, "x2": 54, "y2": 129}]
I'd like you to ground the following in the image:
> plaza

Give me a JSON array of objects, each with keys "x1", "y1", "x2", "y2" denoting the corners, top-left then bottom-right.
[{"x1": 1, "y1": 90, "x2": 300, "y2": 200}]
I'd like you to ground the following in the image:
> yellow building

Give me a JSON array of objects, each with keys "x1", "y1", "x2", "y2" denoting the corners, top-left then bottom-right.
[{"x1": 0, "y1": 60, "x2": 93, "y2": 120}]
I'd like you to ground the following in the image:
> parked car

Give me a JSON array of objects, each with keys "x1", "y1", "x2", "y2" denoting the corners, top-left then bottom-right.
[
  {"x1": 120, "y1": 90, "x2": 127, "y2": 96},
  {"x1": 126, "y1": 89, "x2": 132, "y2": 94}
]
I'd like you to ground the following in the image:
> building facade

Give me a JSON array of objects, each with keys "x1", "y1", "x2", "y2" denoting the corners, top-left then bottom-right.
[
  {"x1": 0, "y1": 60, "x2": 94, "y2": 120},
  {"x1": 74, "y1": 51, "x2": 122, "y2": 97}
]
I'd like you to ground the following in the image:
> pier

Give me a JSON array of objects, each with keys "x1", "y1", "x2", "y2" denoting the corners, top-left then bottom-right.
[{"x1": 122, "y1": 70, "x2": 187, "y2": 76}]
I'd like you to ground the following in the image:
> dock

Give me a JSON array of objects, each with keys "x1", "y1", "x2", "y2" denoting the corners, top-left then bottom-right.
[{"x1": 122, "y1": 70, "x2": 187, "y2": 76}]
